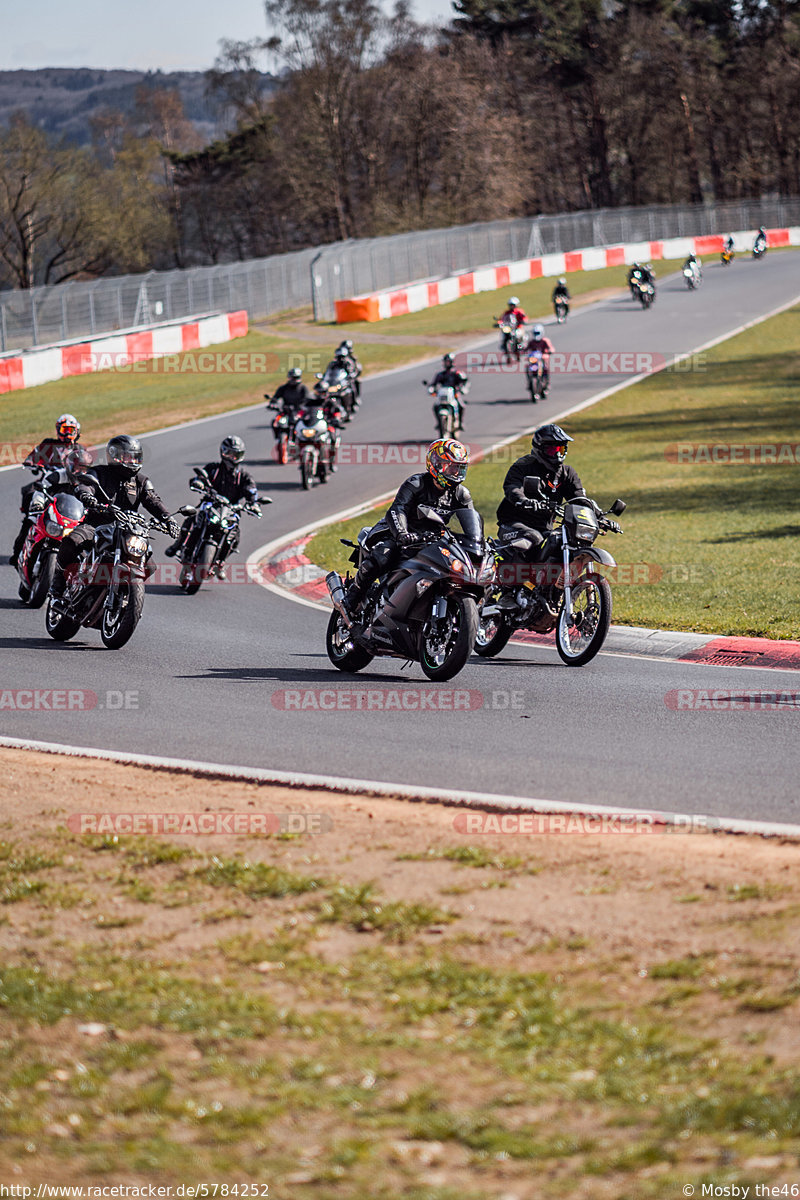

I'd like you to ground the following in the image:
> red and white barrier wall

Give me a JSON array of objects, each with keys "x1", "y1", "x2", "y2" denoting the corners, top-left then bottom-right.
[
  {"x1": 0, "y1": 310, "x2": 249, "y2": 395},
  {"x1": 334, "y1": 228, "x2": 800, "y2": 323}
]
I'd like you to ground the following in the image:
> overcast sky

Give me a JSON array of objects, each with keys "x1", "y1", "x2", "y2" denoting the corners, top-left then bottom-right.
[{"x1": 0, "y1": 0, "x2": 456, "y2": 72}]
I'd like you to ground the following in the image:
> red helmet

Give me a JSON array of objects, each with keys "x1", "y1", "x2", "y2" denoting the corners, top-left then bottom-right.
[{"x1": 426, "y1": 439, "x2": 469, "y2": 489}]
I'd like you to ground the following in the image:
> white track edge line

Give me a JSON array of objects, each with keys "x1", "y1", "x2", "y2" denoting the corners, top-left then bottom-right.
[{"x1": 2, "y1": 735, "x2": 799, "y2": 839}]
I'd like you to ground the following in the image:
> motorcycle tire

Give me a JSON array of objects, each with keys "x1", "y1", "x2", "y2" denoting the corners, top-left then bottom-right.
[
  {"x1": 556, "y1": 575, "x2": 612, "y2": 667},
  {"x1": 278, "y1": 438, "x2": 288, "y2": 465},
  {"x1": 326, "y1": 608, "x2": 374, "y2": 673},
  {"x1": 28, "y1": 550, "x2": 56, "y2": 609},
  {"x1": 474, "y1": 608, "x2": 514, "y2": 658},
  {"x1": 182, "y1": 541, "x2": 215, "y2": 595},
  {"x1": 420, "y1": 594, "x2": 479, "y2": 682},
  {"x1": 45, "y1": 599, "x2": 81, "y2": 642},
  {"x1": 100, "y1": 579, "x2": 145, "y2": 649},
  {"x1": 301, "y1": 452, "x2": 314, "y2": 491}
]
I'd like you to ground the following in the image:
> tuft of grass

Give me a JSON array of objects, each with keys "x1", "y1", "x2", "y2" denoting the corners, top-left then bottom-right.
[
  {"x1": 197, "y1": 855, "x2": 325, "y2": 900},
  {"x1": 398, "y1": 844, "x2": 529, "y2": 871},
  {"x1": 316, "y1": 882, "x2": 454, "y2": 938},
  {"x1": 650, "y1": 956, "x2": 708, "y2": 981}
]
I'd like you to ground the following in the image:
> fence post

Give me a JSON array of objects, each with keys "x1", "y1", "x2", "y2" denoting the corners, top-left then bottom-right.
[
  {"x1": 0, "y1": 302, "x2": 6, "y2": 353},
  {"x1": 31, "y1": 292, "x2": 39, "y2": 346}
]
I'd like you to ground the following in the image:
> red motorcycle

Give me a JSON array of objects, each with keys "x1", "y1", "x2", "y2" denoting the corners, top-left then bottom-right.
[
  {"x1": 16, "y1": 475, "x2": 85, "y2": 607},
  {"x1": 265, "y1": 395, "x2": 294, "y2": 464}
]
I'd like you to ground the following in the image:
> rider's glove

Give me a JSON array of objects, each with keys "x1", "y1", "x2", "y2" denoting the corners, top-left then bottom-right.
[
  {"x1": 521, "y1": 499, "x2": 545, "y2": 513},
  {"x1": 398, "y1": 530, "x2": 417, "y2": 548},
  {"x1": 167, "y1": 519, "x2": 181, "y2": 539},
  {"x1": 605, "y1": 520, "x2": 622, "y2": 534}
]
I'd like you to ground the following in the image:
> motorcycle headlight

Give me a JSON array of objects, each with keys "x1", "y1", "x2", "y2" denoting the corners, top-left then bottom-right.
[
  {"x1": 302, "y1": 429, "x2": 316, "y2": 439},
  {"x1": 124, "y1": 534, "x2": 148, "y2": 558},
  {"x1": 45, "y1": 518, "x2": 63, "y2": 538}
]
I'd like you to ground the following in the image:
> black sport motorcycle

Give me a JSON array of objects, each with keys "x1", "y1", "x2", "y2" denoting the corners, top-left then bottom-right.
[
  {"x1": 45, "y1": 477, "x2": 192, "y2": 649},
  {"x1": 295, "y1": 406, "x2": 338, "y2": 489},
  {"x1": 475, "y1": 478, "x2": 626, "y2": 667},
  {"x1": 633, "y1": 278, "x2": 655, "y2": 308},
  {"x1": 554, "y1": 297, "x2": 569, "y2": 323},
  {"x1": 326, "y1": 506, "x2": 495, "y2": 682},
  {"x1": 176, "y1": 467, "x2": 270, "y2": 594},
  {"x1": 315, "y1": 364, "x2": 357, "y2": 419}
]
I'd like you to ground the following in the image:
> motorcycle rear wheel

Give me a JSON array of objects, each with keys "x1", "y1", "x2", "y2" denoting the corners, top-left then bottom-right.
[
  {"x1": 420, "y1": 594, "x2": 478, "y2": 682},
  {"x1": 326, "y1": 608, "x2": 374, "y2": 673},
  {"x1": 100, "y1": 579, "x2": 145, "y2": 649},
  {"x1": 474, "y1": 607, "x2": 513, "y2": 658},
  {"x1": 556, "y1": 575, "x2": 612, "y2": 666}
]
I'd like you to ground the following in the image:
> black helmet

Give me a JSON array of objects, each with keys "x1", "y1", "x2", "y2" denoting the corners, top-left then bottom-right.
[
  {"x1": 442, "y1": 352, "x2": 455, "y2": 368},
  {"x1": 288, "y1": 367, "x2": 302, "y2": 381},
  {"x1": 65, "y1": 445, "x2": 94, "y2": 479},
  {"x1": 220, "y1": 435, "x2": 245, "y2": 465},
  {"x1": 530, "y1": 424, "x2": 573, "y2": 470},
  {"x1": 106, "y1": 434, "x2": 142, "y2": 477}
]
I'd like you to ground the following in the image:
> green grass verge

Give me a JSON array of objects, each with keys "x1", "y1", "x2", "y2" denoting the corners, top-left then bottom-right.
[{"x1": 309, "y1": 303, "x2": 800, "y2": 639}]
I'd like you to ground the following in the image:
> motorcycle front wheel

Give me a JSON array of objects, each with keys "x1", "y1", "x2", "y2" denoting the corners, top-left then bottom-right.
[
  {"x1": 326, "y1": 608, "x2": 374, "y2": 673},
  {"x1": 420, "y1": 594, "x2": 479, "y2": 682},
  {"x1": 28, "y1": 551, "x2": 56, "y2": 608},
  {"x1": 100, "y1": 579, "x2": 145, "y2": 649},
  {"x1": 474, "y1": 606, "x2": 513, "y2": 658},
  {"x1": 45, "y1": 599, "x2": 81, "y2": 642},
  {"x1": 556, "y1": 575, "x2": 612, "y2": 666},
  {"x1": 181, "y1": 542, "x2": 215, "y2": 594},
  {"x1": 300, "y1": 451, "x2": 315, "y2": 490}
]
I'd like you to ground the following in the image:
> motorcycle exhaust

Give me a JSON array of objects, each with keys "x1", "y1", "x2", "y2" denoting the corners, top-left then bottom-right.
[{"x1": 326, "y1": 571, "x2": 352, "y2": 626}]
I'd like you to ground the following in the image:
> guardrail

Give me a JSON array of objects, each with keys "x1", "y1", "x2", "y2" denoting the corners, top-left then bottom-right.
[{"x1": 2, "y1": 198, "x2": 799, "y2": 348}]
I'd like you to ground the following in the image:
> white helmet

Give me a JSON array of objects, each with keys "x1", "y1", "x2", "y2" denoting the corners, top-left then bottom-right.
[
  {"x1": 533, "y1": 324, "x2": 544, "y2": 338},
  {"x1": 508, "y1": 296, "x2": 520, "y2": 307},
  {"x1": 558, "y1": 277, "x2": 566, "y2": 285}
]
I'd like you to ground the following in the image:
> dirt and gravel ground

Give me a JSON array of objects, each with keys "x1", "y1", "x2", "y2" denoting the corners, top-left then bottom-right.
[{"x1": 1, "y1": 747, "x2": 799, "y2": 1197}]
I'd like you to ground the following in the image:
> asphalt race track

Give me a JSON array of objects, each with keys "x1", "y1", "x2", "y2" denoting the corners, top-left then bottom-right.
[{"x1": 2, "y1": 257, "x2": 799, "y2": 823}]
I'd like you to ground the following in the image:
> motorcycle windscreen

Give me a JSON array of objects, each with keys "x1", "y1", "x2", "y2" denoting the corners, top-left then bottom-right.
[{"x1": 451, "y1": 507, "x2": 484, "y2": 539}]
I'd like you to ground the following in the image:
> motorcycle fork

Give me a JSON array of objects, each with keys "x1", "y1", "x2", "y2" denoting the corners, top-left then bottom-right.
[{"x1": 561, "y1": 538, "x2": 573, "y2": 620}]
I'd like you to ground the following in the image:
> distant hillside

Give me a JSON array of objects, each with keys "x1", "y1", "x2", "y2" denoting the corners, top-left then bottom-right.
[{"x1": 0, "y1": 67, "x2": 276, "y2": 145}]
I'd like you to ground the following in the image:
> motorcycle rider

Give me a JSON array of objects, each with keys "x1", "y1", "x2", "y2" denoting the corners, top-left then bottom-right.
[
  {"x1": 496, "y1": 424, "x2": 623, "y2": 556},
  {"x1": 335, "y1": 339, "x2": 362, "y2": 401},
  {"x1": 684, "y1": 252, "x2": 702, "y2": 281},
  {"x1": 269, "y1": 367, "x2": 312, "y2": 424},
  {"x1": 552, "y1": 278, "x2": 571, "y2": 310},
  {"x1": 525, "y1": 324, "x2": 555, "y2": 392},
  {"x1": 307, "y1": 383, "x2": 345, "y2": 473},
  {"x1": 49, "y1": 435, "x2": 179, "y2": 610},
  {"x1": 10, "y1": 414, "x2": 85, "y2": 568},
  {"x1": 499, "y1": 296, "x2": 527, "y2": 327},
  {"x1": 724, "y1": 234, "x2": 735, "y2": 255},
  {"x1": 165, "y1": 436, "x2": 258, "y2": 577},
  {"x1": 344, "y1": 438, "x2": 473, "y2": 617},
  {"x1": 429, "y1": 352, "x2": 469, "y2": 431},
  {"x1": 753, "y1": 226, "x2": 767, "y2": 254}
]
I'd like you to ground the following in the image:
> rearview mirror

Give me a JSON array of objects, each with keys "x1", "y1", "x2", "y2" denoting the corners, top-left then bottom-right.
[
  {"x1": 417, "y1": 505, "x2": 445, "y2": 526},
  {"x1": 610, "y1": 499, "x2": 627, "y2": 516},
  {"x1": 523, "y1": 475, "x2": 545, "y2": 500},
  {"x1": 258, "y1": 495, "x2": 273, "y2": 505},
  {"x1": 179, "y1": 504, "x2": 196, "y2": 516},
  {"x1": 193, "y1": 466, "x2": 210, "y2": 481}
]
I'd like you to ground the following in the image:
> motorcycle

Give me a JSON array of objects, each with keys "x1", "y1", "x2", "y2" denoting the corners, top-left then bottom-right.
[
  {"x1": 265, "y1": 395, "x2": 294, "y2": 464},
  {"x1": 526, "y1": 351, "x2": 547, "y2": 402},
  {"x1": 424, "y1": 380, "x2": 463, "y2": 437},
  {"x1": 495, "y1": 315, "x2": 525, "y2": 362},
  {"x1": 752, "y1": 237, "x2": 767, "y2": 260},
  {"x1": 176, "y1": 467, "x2": 270, "y2": 594},
  {"x1": 295, "y1": 405, "x2": 337, "y2": 490},
  {"x1": 475, "y1": 479, "x2": 626, "y2": 667},
  {"x1": 634, "y1": 279, "x2": 655, "y2": 309},
  {"x1": 315, "y1": 364, "x2": 357, "y2": 419},
  {"x1": 45, "y1": 476, "x2": 192, "y2": 649},
  {"x1": 16, "y1": 468, "x2": 85, "y2": 608},
  {"x1": 683, "y1": 264, "x2": 702, "y2": 290},
  {"x1": 721, "y1": 247, "x2": 734, "y2": 266},
  {"x1": 326, "y1": 506, "x2": 495, "y2": 682},
  {"x1": 554, "y1": 297, "x2": 569, "y2": 323}
]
